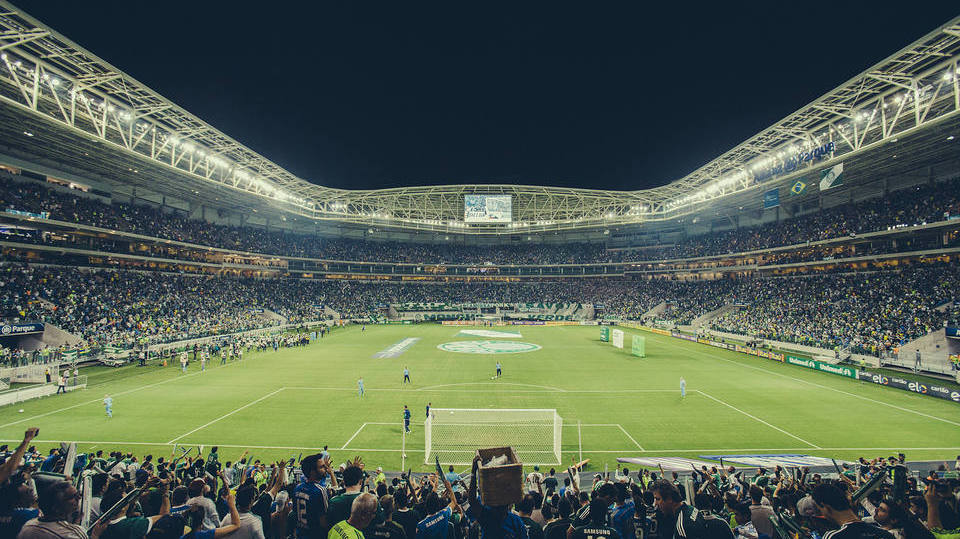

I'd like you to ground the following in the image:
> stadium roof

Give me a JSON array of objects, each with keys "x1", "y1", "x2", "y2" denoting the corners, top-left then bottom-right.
[{"x1": 0, "y1": 2, "x2": 958, "y2": 234}]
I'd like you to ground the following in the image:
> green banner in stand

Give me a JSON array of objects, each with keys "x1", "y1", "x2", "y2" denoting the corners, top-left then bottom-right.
[
  {"x1": 785, "y1": 356, "x2": 857, "y2": 378},
  {"x1": 600, "y1": 326, "x2": 610, "y2": 342}
]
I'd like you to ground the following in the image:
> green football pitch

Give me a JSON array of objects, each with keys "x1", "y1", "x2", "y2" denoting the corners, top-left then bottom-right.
[{"x1": 1, "y1": 324, "x2": 958, "y2": 472}]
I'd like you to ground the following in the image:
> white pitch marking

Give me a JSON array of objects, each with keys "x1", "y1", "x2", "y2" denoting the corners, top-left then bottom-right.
[
  {"x1": 694, "y1": 349, "x2": 960, "y2": 428},
  {"x1": 341, "y1": 423, "x2": 367, "y2": 449},
  {"x1": 0, "y1": 360, "x2": 248, "y2": 430},
  {"x1": 695, "y1": 390, "x2": 821, "y2": 449},
  {"x1": 284, "y1": 385, "x2": 673, "y2": 393},
  {"x1": 617, "y1": 424, "x2": 645, "y2": 450},
  {"x1": 419, "y1": 382, "x2": 568, "y2": 392},
  {"x1": 166, "y1": 387, "x2": 286, "y2": 444},
  {"x1": 2, "y1": 439, "x2": 959, "y2": 454}
]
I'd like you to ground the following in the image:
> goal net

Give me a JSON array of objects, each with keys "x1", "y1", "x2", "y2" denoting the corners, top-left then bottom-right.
[{"x1": 424, "y1": 408, "x2": 562, "y2": 465}]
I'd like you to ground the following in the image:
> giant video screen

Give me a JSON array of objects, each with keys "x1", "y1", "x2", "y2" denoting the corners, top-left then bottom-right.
[{"x1": 464, "y1": 195, "x2": 512, "y2": 223}]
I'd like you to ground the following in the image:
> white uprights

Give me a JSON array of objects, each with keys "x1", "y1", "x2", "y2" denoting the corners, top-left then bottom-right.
[{"x1": 424, "y1": 408, "x2": 562, "y2": 465}]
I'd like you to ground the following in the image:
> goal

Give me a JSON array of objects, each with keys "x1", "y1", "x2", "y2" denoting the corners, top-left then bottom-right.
[{"x1": 424, "y1": 408, "x2": 562, "y2": 465}]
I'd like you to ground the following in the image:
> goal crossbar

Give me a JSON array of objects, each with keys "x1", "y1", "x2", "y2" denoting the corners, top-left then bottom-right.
[{"x1": 424, "y1": 408, "x2": 562, "y2": 465}]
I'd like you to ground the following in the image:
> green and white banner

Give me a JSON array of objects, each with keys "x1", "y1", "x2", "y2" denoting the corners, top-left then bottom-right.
[
  {"x1": 785, "y1": 356, "x2": 856, "y2": 378},
  {"x1": 819, "y1": 162, "x2": 844, "y2": 191}
]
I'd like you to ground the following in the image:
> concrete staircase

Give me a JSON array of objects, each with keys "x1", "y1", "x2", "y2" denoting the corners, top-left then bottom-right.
[
  {"x1": 641, "y1": 302, "x2": 667, "y2": 322},
  {"x1": 260, "y1": 309, "x2": 287, "y2": 324},
  {"x1": 895, "y1": 328, "x2": 958, "y2": 375},
  {"x1": 689, "y1": 304, "x2": 737, "y2": 330},
  {"x1": 12, "y1": 323, "x2": 82, "y2": 351}
]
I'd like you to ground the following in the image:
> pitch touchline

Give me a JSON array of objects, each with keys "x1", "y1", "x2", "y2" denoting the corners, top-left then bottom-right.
[
  {"x1": 166, "y1": 387, "x2": 286, "y2": 444},
  {"x1": 0, "y1": 359, "x2": 249, "y2": 430},
  {"x1": 690, "y1": 348, "x2": 960, "y2": 427},
  {"x1": 283, "y1": 386, "x2": 676, "y2": 393},
  {"x1": 694, "y1": 390, "x2": 821, "y2": 449},
  {"x1": 3, "y1": 439, "x2": 958, "y2": 454}
]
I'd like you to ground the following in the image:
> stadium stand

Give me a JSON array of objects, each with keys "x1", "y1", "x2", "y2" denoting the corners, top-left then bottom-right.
[{"x1": 4, "y1": 172, "x2": 960, "y2": 265}]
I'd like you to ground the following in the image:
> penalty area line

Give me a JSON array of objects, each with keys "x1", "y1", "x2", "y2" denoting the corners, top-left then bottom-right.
[
  {"x1": 617, "y1": 424, "x2": 645, "y2": 451},
  {"x1": 695, "y1": 390, "x2": 821, "y2": 449},
  {"x1": 166, "y1": 387, "x2": 286, "y2": 444},
  {"x1": 341, "y1": 423, "x2": 368, "y2": 450}
]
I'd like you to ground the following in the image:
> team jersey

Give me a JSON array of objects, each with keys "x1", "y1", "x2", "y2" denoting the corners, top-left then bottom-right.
[
  {"x1": 394, "y1": 508, "x2": 422, "y2": 539},
  {"x1": 371, "y1": 520, "x2": 406, "y2": 539},
  {"x1": 674, "y1": 505, "x2": 734, "y2": 539},
  {"x1": 610, "y1": 500, "x2": 636, "y2": 539},
  {"x1": 404, "y1": 409, "x2": 411, "y2": 421},
  {"x1": 295, "y1": 480, "x2": 331, "y2": 539},
  {"x1": 104, "y1": 397, "x2": 113, "y2": 407},
  {"x1": 328, "y1": 493, "x2": 383, "y2": 531},
  {"x1": 573, "y1": 502, "x2": 606, "y2": 528},
  {"x1": 417, "y1": 506, "x2": 452, "y2": 539},
  {"x1": 543, "y1": 518, "x2": 571, "y2": 539},
  {"x1": 570, "y1": 524, "x2": 621, "y2": 539},
  {"x1": 329, "y1": 520, "x2": 365, "y2": 539},
  {"x1": 467, "y1": 498, "x2": 528, "y2": 539},
  {"x1": 822, "y1": 522, "x2": 896, "y2": 539},
  {"x1": 520, "y1": 516, "x2": 544, "y2": 539}
]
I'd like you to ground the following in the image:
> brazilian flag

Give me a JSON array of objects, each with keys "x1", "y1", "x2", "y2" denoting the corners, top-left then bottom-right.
[{"x1": 790, "y1": 180, "x2": 807, "y2": 195}]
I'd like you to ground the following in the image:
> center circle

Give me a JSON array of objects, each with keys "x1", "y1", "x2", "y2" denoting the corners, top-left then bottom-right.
[{"x1": 437, "y1": 340, "x2": 542, "y2": 354}]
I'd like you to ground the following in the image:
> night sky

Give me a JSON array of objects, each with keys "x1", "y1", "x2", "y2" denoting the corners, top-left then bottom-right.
[{"x1": 13, "y1": 2, "x2": 959, "y2": 191}]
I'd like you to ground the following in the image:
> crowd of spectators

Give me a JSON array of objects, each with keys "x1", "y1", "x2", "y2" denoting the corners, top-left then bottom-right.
[
  {"x1": 4, "y1": 173, "x2": 960, "y2": 265},
  {"x1": 711, "y1": 263, "x2": 960, "y2": 356},
  {"x1": 3, "y1": 258, "x2": 960, "y2": 362},
  {"x1": 1, "y1": 427, "x2": 958, "y2": 539}
]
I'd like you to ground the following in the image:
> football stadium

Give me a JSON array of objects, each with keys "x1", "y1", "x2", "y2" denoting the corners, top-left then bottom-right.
[{"x1": 1, "y1": 3, "x2": 960, "y2": 539}]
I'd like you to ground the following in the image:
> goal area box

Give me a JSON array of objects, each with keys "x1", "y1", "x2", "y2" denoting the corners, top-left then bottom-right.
[{"x1": 424, "y1": 408, "x2": 562, "y2": 465}]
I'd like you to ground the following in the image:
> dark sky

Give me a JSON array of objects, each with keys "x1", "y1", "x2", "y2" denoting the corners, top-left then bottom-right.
[{"x1": 14, "y1": 1, "x2": 959, "y2": 191}]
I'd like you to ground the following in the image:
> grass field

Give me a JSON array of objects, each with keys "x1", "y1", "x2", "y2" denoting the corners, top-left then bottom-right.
[{"x1": 1, "y1": 324, "x2": 958, "y2": 472}]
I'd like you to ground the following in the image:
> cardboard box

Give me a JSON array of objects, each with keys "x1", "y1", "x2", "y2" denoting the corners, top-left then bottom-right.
[{"x1": 476, "y1": 446, "x2": 523, "y2": 507}]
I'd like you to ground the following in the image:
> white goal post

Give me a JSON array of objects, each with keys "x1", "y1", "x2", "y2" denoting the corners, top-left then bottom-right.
[{"x1": 424, "y1": 408, "x2": 562, "y2": 465}]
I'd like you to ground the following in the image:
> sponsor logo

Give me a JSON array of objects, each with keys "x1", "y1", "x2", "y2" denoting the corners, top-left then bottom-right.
[
  {"x1": 0, "y1": 323, "x2": 44, "y2": 335},
  {"x1": 437, "y1": 340, "x2": 542, "y2": 354}
]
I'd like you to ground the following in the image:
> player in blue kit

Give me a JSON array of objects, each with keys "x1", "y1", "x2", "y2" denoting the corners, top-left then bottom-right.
[{"x1": 403, "y1": 405, "x2": 412, "y2": 433}]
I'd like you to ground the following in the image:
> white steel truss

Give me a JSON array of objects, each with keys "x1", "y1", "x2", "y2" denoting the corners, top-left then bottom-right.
[{"x1": 0, "y1": 3, "x2": 958, "y2": 234}]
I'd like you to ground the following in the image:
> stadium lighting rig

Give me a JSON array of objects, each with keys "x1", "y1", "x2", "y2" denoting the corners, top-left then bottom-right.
[{"x1": 0, "y1": 3, "x2": 957, "y2": 234}]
